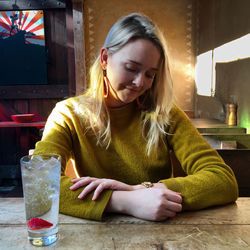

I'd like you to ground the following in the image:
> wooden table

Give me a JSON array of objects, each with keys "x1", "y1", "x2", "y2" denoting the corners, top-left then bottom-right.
[{"x1": 0, "y1": 198, "x2": 250, "y2": 249}]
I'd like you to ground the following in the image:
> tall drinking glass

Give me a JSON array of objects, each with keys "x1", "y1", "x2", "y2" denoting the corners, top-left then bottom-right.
[{"x1": 20, "y1": 154, "x2": 61, "y2": 246}]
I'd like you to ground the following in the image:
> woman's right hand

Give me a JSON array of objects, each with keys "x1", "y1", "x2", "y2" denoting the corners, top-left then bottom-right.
[
  {"x1": 106, "y1": 187, "x2": 182, "y2": 221},
  {"x1": 70, "y1": 177, "x2": 141, "y2": 200}
]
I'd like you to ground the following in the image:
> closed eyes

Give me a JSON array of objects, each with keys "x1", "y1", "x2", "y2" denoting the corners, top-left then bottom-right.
[
  {"x1": 125, "y1": 65, "x2": 156, "y2": 79},
  {"x1": 125, "y1": 66, "x2": 137, "y2": 73}
]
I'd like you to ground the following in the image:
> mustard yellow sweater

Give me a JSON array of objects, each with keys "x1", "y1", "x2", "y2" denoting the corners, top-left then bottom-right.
[{"x1": 34, "y1": 96, "x2": 238, "y2": 220}]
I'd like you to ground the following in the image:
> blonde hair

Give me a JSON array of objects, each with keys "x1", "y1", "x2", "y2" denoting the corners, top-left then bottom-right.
[{"x1": 76, "y1": 13, "x2": 173, "y2": 155}]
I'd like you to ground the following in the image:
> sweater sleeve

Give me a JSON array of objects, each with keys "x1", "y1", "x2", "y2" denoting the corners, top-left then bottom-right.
[
  {"x1": 34, "y1": 101, "x2": 112, "y2": 221},
  {"x1": 159, "y1": 105, "x2": 238, "y2": 210}
]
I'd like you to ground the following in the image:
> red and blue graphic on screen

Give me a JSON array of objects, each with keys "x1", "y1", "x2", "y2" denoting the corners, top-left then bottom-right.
[
  {"x1": 0, "y1": 10, "x2": 45, "y2": 46},
  {"x1": 0, "y1": 10, "x2": 47, "y2": 85}
]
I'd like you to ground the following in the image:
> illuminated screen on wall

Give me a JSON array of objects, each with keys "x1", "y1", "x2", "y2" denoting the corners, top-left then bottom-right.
[{"x1": 0, "y1": 10, "x2": 47, "y2": 85}]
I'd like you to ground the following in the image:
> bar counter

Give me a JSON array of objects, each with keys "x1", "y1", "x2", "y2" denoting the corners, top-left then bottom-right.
[{"x1": 0, "y1": 198, "x2": 250, "y2": 249}]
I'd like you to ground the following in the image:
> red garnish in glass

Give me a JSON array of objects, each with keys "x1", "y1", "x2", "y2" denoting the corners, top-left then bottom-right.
[{"x1": 27, "y1": 218, "x2": 53, "y2": 230}]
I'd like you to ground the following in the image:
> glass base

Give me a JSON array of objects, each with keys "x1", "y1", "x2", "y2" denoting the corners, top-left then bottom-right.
[{"x1": 29, "y1": 233, "x2": 58, "y2": 246}]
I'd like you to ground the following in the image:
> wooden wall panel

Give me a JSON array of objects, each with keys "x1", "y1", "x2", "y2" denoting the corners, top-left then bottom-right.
[
  {"x1": 13, "y1": 100, "x2": 29, "y2": 114},
  {"x1": 45, "y1": 9, "x2": 69, "y2": 85},
  {"x1": 72, "y1": 1, "x2": 86, "y2": 95},
  {"x1": 29, "y1": 99, "x2": 60, "y2": 119},
  {"x1": 66, "y1": 0, "x2": 76, "y2": 96},
  {"x1": 2, "y1": 99, "x2": 60, "y2": 120}
]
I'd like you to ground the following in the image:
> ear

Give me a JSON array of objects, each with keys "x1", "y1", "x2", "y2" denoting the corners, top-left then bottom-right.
[{"x1": 100, "y1": 47, "x2": 108, "y2": 70}]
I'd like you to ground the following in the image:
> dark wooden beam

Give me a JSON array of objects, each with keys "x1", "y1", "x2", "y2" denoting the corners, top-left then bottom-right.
[
  {"x1": 0, "y1": 0, "x2": 66, "y2": 10},
  {"x1": 0, "y1": 84, "x2": 69, "y2": 99},
  {"x1": 66, "y1": 0, "x2": 76, "y2": 97}
]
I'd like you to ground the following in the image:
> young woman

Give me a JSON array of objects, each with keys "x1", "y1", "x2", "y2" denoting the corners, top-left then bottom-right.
[{"x1": 34, "y1": 13, "x2": 238, "y2": 221}]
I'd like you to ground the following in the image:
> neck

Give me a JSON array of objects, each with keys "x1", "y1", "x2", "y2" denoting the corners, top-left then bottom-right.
[{"x1": 105, "y1": 96, "x2": 129, "y2": 108}]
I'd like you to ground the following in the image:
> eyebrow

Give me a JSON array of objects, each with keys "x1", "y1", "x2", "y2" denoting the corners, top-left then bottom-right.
[{"x1": 128, "y1": 60, "x2": 159, "y2": 72}]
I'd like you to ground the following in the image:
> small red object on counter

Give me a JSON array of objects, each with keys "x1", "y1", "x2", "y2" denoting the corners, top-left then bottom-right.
[{"x1": 11, "y1": 114, "x2": 35, "y2": 123}]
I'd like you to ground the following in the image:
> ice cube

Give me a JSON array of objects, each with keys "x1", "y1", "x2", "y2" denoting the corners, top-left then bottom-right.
[
  {"x1": 31, "y1": 155, "x2": 43, "y2": 163},
  {"x1": 24, "y1": 163, "x2": 34, "y2": 170},
  {"x1": 25, "y1": 155, "x2": 44, "y2": 170},
  {"x1": 44, "y1": 157, "x2": 60, "y2": 167}
]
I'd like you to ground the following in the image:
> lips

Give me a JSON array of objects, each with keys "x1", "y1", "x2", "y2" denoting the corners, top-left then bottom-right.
[{"x1": 126, "y1": 87, "x2": 140, "y2": 93}]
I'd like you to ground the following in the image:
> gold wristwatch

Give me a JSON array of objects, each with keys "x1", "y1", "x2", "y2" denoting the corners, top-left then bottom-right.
[{"x1": 141, "y1": 182, "x2": 153, "y2": 188}]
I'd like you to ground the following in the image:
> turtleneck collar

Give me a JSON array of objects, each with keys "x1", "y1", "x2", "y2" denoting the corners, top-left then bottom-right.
[{"x1": 108, "y1": 101, "x2": 140, "y2": 127}]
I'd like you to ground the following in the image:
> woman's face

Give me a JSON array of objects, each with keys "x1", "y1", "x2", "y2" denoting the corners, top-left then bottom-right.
[{"x1": 101, "y1": 39, "x2": 161, "y2": 108}]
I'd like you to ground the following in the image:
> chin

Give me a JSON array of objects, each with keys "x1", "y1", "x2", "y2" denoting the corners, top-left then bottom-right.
[{"x1": 121, "y1": 96, "x2": 136, "y2": 104}]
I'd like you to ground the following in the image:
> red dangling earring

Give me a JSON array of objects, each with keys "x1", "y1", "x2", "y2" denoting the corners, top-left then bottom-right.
[
  {"x1": 136, "y1": 96, "x2": 147, "y2": 110},
  {"x1": 103, "y1": 70, "x2": 109, "y2": 98}
]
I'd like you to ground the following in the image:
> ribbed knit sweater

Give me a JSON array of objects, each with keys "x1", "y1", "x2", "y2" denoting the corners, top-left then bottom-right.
[{"x1": 34, "y1": 96, "x2": 238, "y2": 220}]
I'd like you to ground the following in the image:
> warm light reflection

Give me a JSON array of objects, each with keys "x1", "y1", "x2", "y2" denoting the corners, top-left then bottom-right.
[
  {"x1": 185, "y1": 63, "x2": 194, "y2": 77},
  {"x1": 195, "y1": 33, "x2": 250, "y2": 96},
  {"x1": 70, "y1": 158, "x2": 80, "y2": 178}
]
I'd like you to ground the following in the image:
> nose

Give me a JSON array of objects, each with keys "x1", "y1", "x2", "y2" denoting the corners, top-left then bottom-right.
[{"x1": 133, "y1": 73, "x2": 144, "y2": 88}]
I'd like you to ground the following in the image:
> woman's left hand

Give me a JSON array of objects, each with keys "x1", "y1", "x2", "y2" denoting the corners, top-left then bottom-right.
[{"x1": 70, "y1": 177, "x2": 136, "y2": 200}]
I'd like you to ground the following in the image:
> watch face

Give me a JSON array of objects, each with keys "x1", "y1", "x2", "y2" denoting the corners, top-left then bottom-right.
[{"x1": 142, "y1": 182, "x2": 153, "y2": 188}]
